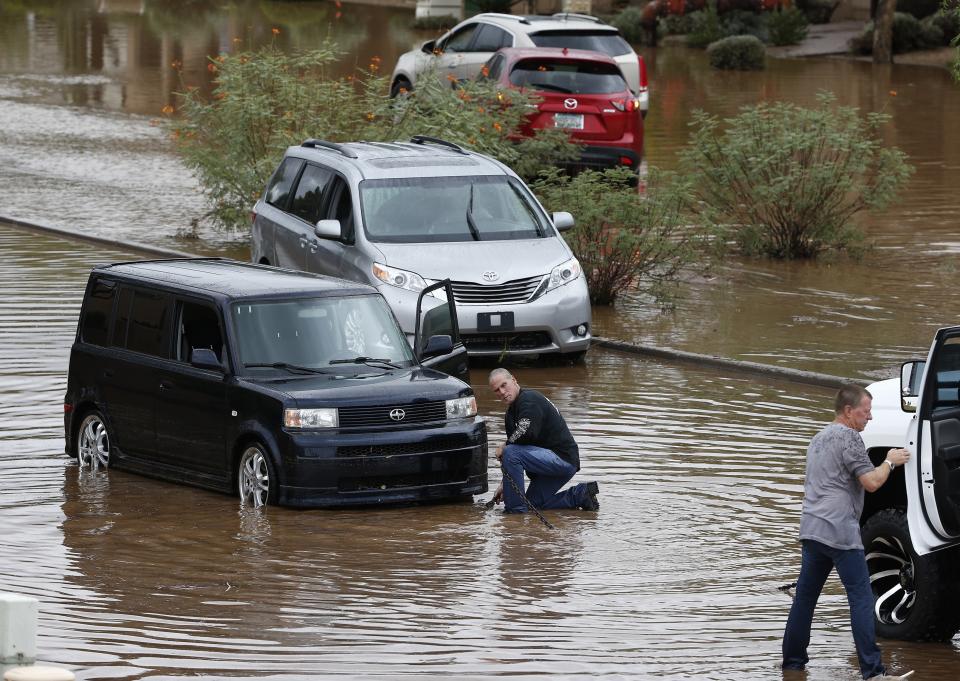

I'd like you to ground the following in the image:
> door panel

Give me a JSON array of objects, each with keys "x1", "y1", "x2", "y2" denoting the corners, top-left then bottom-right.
[
  {"x1": 306, "y1": 176, "x2": 352, "y2": 278},
  {"x1": 415, "y1": 280, "x2": 468, "y2": 381}
]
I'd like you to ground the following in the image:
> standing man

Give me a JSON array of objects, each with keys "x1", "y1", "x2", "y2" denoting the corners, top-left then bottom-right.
[
  {"x1": 488, "y1": 368, "x2": 599, "y2": 513},
  {"x1": 782, "y1": 384, "x2": 911, "y2": 680}
]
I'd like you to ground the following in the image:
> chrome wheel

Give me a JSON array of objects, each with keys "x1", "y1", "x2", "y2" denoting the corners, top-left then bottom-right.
[
  {"x1": 866, "y1": 534, "x2": 917, "y2": 625},
  {"x1": 77, "y1": 412, "x2": 109, "y2": 469},
  {"x1": 238, "y1": 445, "x2": 271, "y2": 508}
]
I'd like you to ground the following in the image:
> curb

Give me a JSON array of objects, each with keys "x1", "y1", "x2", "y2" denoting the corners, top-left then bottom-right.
[{"x1": 2, "y1": 215, "x2": 863, "y2": 390}]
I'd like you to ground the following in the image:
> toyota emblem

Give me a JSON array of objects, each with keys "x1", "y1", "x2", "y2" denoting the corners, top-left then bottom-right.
[
  {"x1": 482, "y1": 271, "x2": 499, "y2": 282},
  {"x1": 564, "y1": 98, "x2": 578, "y2": 110},
  {"x1": 389, "y1": 408, "x2": 406, "y2": 421}
]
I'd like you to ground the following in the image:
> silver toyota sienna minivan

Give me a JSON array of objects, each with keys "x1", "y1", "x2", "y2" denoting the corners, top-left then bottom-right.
[{"x1": 251, "y1": 136, "x2": 591, "y2": 360}]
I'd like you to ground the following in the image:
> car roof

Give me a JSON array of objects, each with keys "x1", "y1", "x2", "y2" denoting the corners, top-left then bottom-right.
[
  {"x1": 288, "y1": 139, "x2": 510, "y2": 180},
  {"x1": 94, "y1": 258, "x2": 375, "y2": 300},
  {"x1": 474, "y1": 12, "x2": 619, "y2": 35},
  {"x1": 494, "y1": 46, "x2": 620, "y2": 65}
]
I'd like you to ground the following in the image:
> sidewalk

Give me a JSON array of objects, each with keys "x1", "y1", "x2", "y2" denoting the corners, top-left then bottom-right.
[{"x1": 767, "y1": 20, "x2": 864, "y2": 57}]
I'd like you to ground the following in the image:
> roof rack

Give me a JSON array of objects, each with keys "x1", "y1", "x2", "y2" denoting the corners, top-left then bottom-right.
[
  {"x1": 551, "y1": 12, "x2": 601, "y2": 23},
  {"x1": 410, "y1": 135, "x2": 468, "y2": 155},
  {"x1": 301, "y1": 139, "x2": 359, "y2": 159},
  {"x1": 476, "y1": 12, "x2": 531, "y2": 24}
]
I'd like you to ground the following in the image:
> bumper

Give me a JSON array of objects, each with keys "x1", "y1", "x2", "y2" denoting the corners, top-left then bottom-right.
[
  {"x1": 275, "y1": 418, "x2": 488, "y2": 507},
  {"x1": 575, "y1": 145, "x2": 643, "y2": 171}
]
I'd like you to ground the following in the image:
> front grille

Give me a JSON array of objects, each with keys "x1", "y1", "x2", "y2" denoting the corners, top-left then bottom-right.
[
  {"x1": 462, "y1": 332, "x2": 552, "y2": 352},
  {"x1": 337, "y1": 435, "x2": 474, "y2": 457},
  {"x1": 450, "y1": 275, "x2": 545, "y2": 305},
  {"x1": 337, "y1": 451, "x2": 473, "y2": 491},
  {"x1": 338, "y1": 401, "x2": 446, "y2": 428}
]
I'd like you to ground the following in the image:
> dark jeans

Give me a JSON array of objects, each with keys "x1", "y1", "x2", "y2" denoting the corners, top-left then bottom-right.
[
  {"x1": 500, "y1": 444, "x2": 586, "y2": 513},
  {"x1": 782, "y1": 539, "x2": 885, "y2": 679}
]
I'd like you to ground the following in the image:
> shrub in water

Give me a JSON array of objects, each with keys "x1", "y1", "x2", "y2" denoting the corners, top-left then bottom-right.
[
  {"x1": 768, "y1": 6, "x2": 810, "y2": 45},
  {"x1": 852, "y1": 11, "x2": 944, "y2": 53},
  {"x1": 720, "y1": 9, "x2": 769, "y2": 42},
  {"x1": 706, "y1": 34, "x2": 767, "y2": 69},
  {"x1": 665, "y1": 11, "x2": 698, "y2": 35},
  {"x1": 680, "y1": 93, "x2": 913, "y2": 260},
  {"x1": 688, "y1": 2, "x2": 723, "y2": 47},
  {"x1": 796, "y1": 0, "x2": 839, "y2": 23}
]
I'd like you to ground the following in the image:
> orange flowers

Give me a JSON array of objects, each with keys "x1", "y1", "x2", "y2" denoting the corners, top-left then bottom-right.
[
  {"x1": 889, "y1": 90, "x2": 898, "y2": 97},
  {"x1": 369, "y1": 56, "x2": 381, "y2": 72},
  {"x1": 170, "y1": 59, "x2": 182, "y2": 70},
  {"x1": 480, "y1": 65, "x2": 490, "y2": 78},
  {"x1": 207, "y1": 63, "x2": 217, "y2": 73},
  {"x1": 493, "y1": 122, "x2": 502, "y2": 132},
  {"x1": 161, "y1": 104, "x2": 174, "y2": 115},
  {"x1": 272, "y1": 27, "x2": 280, "y2": 36}
]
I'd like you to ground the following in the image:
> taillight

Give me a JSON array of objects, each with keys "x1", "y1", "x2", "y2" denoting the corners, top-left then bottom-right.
[
  {"x1": 638, "y1": 55, "x2": 648, "y2": 94},
  {"x1": 619, "y1": 156, "x2": 634, "y2": 166},
  {"x1": 611, "y1": 99, "x2": 639, "y2": 112},
  {"x1": 64, "y1": 403, "x2": 73, "y2": 413}
]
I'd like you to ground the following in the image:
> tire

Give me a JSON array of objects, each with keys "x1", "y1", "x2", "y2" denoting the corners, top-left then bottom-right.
[
  {"x1": 862, "y1": 508, "x2": 960, "y2": 641},
  {"x1": 237, "y1": 443, "x2": 276, "y2": 508},
  {"x1": 390, "y1": 78, "x2": 412, "y2": 99},
  {"x1": 76, "y1": 411, "x2": 110, "y2": 470}
]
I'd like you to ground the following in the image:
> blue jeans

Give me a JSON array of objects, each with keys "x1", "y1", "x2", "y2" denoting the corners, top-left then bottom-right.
[
  {"x1": 782, "y1": 539, "x2": 885, "y2": 679},
  {"x1": 500, "y1": 444, "x2": 586, "y2": 513}
]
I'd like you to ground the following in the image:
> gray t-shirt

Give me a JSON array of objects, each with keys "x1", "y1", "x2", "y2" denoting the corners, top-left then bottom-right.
[{"x1": 798, "y1": 422, "x2": 876, "y2": 550}]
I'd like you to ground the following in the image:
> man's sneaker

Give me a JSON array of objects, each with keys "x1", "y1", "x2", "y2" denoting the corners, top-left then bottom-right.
[{"x1": 580, "y1": 481, "x2": 600, "y2": 511}]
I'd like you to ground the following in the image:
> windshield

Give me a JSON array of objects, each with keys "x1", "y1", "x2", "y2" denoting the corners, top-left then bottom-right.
[
  {"x1": 232, "y1": 295, "x2": 414, "y2": 372},
  {"x1": 510, "y1": 59, "x2": 628, "y2": 94},
  {"x1": 529, "y1": 30, "x2": 632, "y2": 57},
  {"x1": 360, "y1": 176, "x2": 548, "y2": 243}
]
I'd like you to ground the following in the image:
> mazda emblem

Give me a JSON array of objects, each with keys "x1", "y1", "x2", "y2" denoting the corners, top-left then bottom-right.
[
  {"x1": 482, "y1": 271, "x2": 499, "y2": 282},
  {"x1": 564, "y1": 98, "x2": 578, "y2": 110},
  {"x1": 389, "y1": 408, "x2": 405, "y2": 421}
]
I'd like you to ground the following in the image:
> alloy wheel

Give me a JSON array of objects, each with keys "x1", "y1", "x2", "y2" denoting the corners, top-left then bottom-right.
[
  {"x1": 866, "y1": 534, "x2": 918, "y2": 625},
  {"x1": 77, "y1": 413, "x2": 109, "y2": 469},
  {"x1": 238, "y1": 446, "x2": 271, "y2": 508}
]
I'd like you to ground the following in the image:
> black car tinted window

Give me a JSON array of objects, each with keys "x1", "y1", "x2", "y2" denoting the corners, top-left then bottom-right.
[
  {"x1": 443, "y1": 24, "x2": 478, "y2": 53},
  {"x1": 472, "y1": 24, "x2": 512, "y2": 52},
  {"x1": 80, "y1": 278, "x2": 115, "y2": 346},
  {"x1": 328, "y1": 176, "x2": 355, "y2": 243},
  {"x1": 290, "y1": 164, "x2": 334, "y2": 225},
  {"x1": 112, "y1": 286, "x2": 133, "y2": 347},
  {"x1": 176, "y1": 301, "x2": 224, "y2": 363},
  {"x1": 265, "y1": 157, "x2": 303, "y2": 208},
  {"x1": 126, "y1": 290, "x2": 170, "y2": 358},
  {"x1": 529, "y1": 30, "x2": 632, "y2": 57},
  {"x1": 509, "y1": 59, "x2": 627, "y2": 94}
]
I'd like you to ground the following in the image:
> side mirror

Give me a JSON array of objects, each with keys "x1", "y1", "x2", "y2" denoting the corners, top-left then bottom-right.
[
  {"x1": 900, "y1": 360, "x2": 925, "y2": 413},
  {"x1": 315, "y1": 219, "x2": 341, "y2": 239},
  {"x1": 421, "y1": 39, "x2": 436, "y2": 54},
  {"x1": 422, "y1": 334, "x2": 453, "y2": 358},
  {"x1": 552, "y1": 211, "x2": 575, "y2": 232},
  {"x1": 191, "y1": 347, "x2": 223, "y2": 372}
]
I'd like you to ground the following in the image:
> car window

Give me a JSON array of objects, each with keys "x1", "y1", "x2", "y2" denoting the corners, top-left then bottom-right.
[
  {"x1": 481, "y1": 54, "x2": 505, "y2": 81},
  {"x1": 472, "y1": 24, "x2": 512, "y2": 52},
  {"x1": 360, "y1": 175, "x2": 548, "y2": 243},
  {"x1": 121, "y1": 289, "x2": 170, "y2": 358},
  {"x1": 176, "y1": 300, "x2": 224, "y2": 363},
  {"x1": 80, "y1": 278, "x2": 115, "y2": 346},
  {"x1": 326, "y1": 176, "x2": 355, "y2": 243},
  {"x1": 265, "y1": 157, "x2": 303, "y2": 208},
  {"x1": 289, "y1": 164, "x2": 334, "y2": 225},
  {"x1": 932, "y1": 338, "x2": 960, "y2": 406},
  {"x1": 442, "y1": 24, "x2": 478, "y2": 53},
  {"x1": 509, "y1": 58, "x2": 628, "y2": 94},
  {"x1": 529, "y1": 30, "x2": 632, "y2": 57}
]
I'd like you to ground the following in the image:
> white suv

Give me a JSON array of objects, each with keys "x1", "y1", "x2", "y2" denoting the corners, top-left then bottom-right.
[
  {"x1": 390, "y1": 13, "x2": 649, "y2": 116},
  {"x1": 859, "y1": 330, "x2": 960, "y2": 642}
]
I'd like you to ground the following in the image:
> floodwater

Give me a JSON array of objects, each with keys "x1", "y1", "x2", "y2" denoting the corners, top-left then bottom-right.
[
  {"x1": 5, "y1": 222, "x2": 960, "y2": 680},
  {"x1": 1, "y1": 2, "x2": 960, "y2": 678}
]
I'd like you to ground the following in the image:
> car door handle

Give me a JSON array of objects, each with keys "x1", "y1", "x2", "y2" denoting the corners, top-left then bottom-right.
[
  {"x1": 159, "y1": 380, "x2": 174, "y2": 391},
  {"x1": 299, "y1": 237, "x2": 308, "y2": 248},
  {"x1": 308, "y1": 240, "x2": 319, "y2": 253}
]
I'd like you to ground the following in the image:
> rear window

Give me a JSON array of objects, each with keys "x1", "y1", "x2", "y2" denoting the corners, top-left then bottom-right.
[
  {"x1": 80, "y1": 278, "x2": 115, "y2": 346},
  {"x1": 509, "y1": 59, "x2": 627, "y2": 94},
  {"x1": 529, "y1": 30, "x2": 632, "y2": 57}
]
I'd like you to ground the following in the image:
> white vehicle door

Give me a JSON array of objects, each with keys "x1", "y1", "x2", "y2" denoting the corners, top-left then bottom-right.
[
  {"x1": 436, "y1": 23, "x2": 480, "y2": 84},
  {"x1": 908, "y1": 326, "x2": 960, "y2": 554}
]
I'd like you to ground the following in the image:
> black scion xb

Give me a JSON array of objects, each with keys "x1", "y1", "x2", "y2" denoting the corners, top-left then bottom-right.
[{"x1": 64, "y1": 258, "x2": 487, "y2": 507}]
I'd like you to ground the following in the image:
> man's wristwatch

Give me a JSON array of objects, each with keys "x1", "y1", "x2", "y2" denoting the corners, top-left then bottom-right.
[{"x1": 885, "y1": 459, "x2": 896, "y2": 471}]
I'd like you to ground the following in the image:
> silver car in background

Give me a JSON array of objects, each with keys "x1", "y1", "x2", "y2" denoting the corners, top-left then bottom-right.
[{"x1": 251, "y1": 136, "x2": 591, "y2": 360}]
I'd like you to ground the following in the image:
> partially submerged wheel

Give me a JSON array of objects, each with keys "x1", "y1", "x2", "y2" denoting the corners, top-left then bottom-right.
[
  {"x1": 238, "y1": 443, "x2": 275, "y2": 508},
  {"x1": 862, "y1": 508, "x2": 960, "y2": 641},
  {"x1": 76, "y1": 411, "x2": 110, "y2": 470}
]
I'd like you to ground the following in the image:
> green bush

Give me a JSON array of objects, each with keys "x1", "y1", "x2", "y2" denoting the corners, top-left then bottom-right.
[
  {"x1": 721, "y1": 9, "x2": 769, "y2": 42},
  {"x1": 927, "y1": 10, "x2": 960, "y2": 44},
  {"x1": 611, "y1": 6, "x2": 648, "y2": 44},
  {"x1": 688, "y1": 2, "x2": 723, "y2": 47},
  {"x1": 664, "y1": 11, "x2": 698, "y2": 35},
  {"x1": 166, "y1": 41, "x2": 579, "y2": 229},
  {"x1": 851, "y1": 11, "x2": 944, "y2": 53},
  {"x1": 768, "y1": 6, "x2": 810, "y2": 45},
  {"x1": 796, "y1": 0, "x2": 839, "y2": 24},
  {"x1": 679, "y1": 93, "x2": 913, "y2": 259},
  {"x1": 532, "y1": 167, "x2": 707, "y2": 305},
  {"x1": 707, "y1": 34, "x2": 767, "y2": 69}
]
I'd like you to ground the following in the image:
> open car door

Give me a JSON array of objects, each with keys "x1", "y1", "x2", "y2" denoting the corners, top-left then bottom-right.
[
  {"x1": 910, "y1": 327, "x2": 960, "y2": 554},
  {"x1": 415, "y1": 280, "x2": 469, "y2": 382}
]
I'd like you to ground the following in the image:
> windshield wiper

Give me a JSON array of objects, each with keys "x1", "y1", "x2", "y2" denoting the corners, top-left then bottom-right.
[
  {"x1": 329, "y1": 356, "x2": 402, "y2": 369},
  {"x1": 244, "y1": 362, "x2": 329, "y2": 375},
  {"x1": 528, "y1": 82, "x2": 573, "y2": 93},
  {"x1": 465, "y1": 183, "x2": 481, "y2": 241}
]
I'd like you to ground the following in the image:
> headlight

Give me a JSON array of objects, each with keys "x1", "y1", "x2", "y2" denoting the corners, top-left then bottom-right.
[
  {"x1": 373, "y1": 262, "x2": 428, "y2": 293},
  {"x1": 545, "y1": 257, "x2": 582, "y2": 292},
  {"x1": 284, "y1": 408, "x2": 338, "y2": 429},
  {"x1": 446, "y1": 396, "x2": 477, "y2": 419}
]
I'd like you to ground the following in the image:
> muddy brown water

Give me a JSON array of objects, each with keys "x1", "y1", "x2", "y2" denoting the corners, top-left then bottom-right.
[{"x1": 2, "y1": 3, "x2": 960, "y2": 678}]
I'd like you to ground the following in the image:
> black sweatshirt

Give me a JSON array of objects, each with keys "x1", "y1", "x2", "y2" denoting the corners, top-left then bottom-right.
[{"x1": 505, "y1": 388, "x2": 580, "y2": 470}]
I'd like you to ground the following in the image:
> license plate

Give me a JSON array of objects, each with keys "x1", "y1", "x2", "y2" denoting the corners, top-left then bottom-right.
[
  {"x1": 553, "y1": 113, "x2": 584, "y2": 130},
  {"x1": 478, "y1": 311, "x2": 515, "y2": 332}
]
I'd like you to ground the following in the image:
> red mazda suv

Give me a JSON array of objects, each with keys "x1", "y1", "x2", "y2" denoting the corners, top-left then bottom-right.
[{"x1": 480, "y1": 47, "x2": 644, "y2": 170}]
